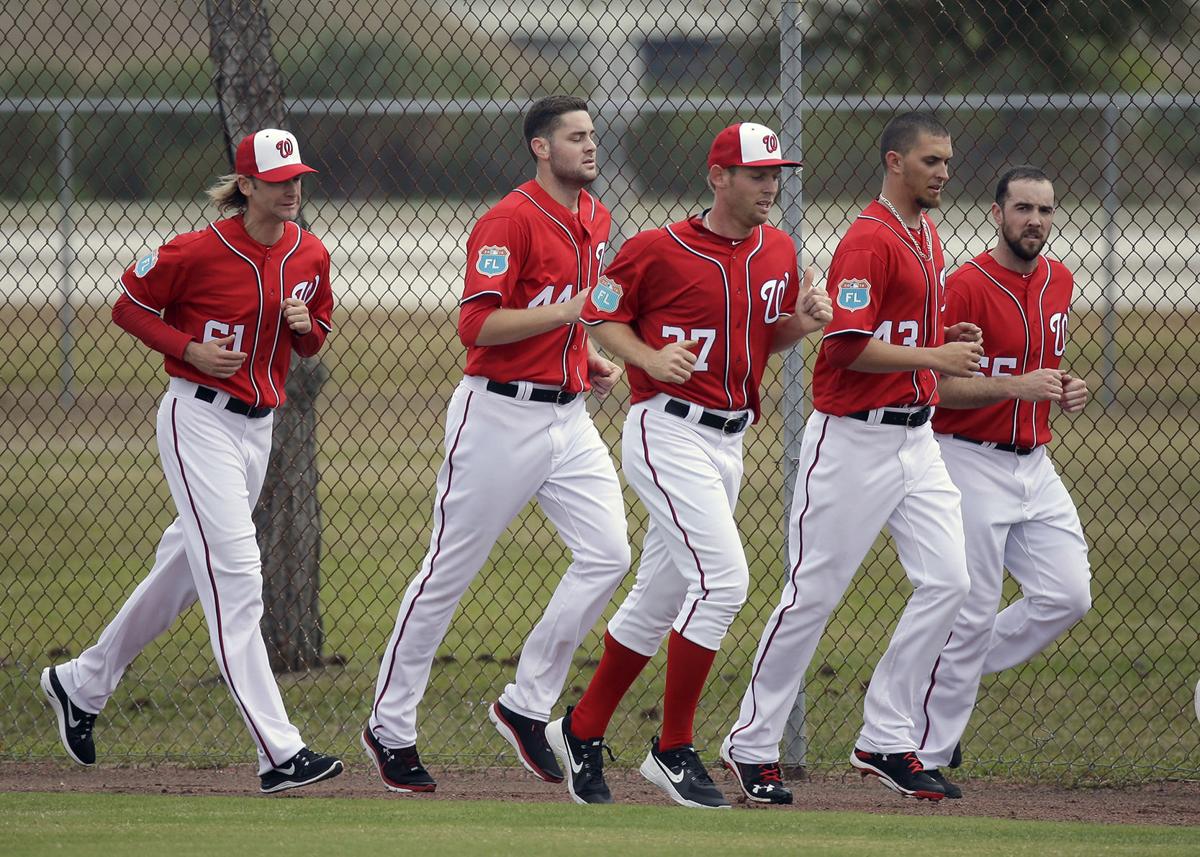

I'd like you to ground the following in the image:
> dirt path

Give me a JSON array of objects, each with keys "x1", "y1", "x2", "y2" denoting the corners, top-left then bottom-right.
[{"x1": 3, "y1": 761, "x2": 1197, "y2": 826}]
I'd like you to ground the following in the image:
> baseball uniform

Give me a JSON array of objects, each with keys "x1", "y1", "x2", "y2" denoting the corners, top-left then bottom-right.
[
  {"x1": 50, "y1": 210, "x2": 335, "y2": 776},
  {"x1": 368, "y1": 179, "x2": 630, "y2": 752},
  {"x1": 726, "y1": 199, "x2": 971, "y2": 767},
  {"x1": 915, "y1": 251, "x2": 1091, "y2": 768},
  {"x1": 585, "y1": 213, "x2": 799, "y2": 657}
]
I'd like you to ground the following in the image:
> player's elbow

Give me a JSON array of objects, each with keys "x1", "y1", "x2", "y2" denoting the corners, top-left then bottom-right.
[{"x1": 822, "y1": 334, "x2": 870, "y2": 369}]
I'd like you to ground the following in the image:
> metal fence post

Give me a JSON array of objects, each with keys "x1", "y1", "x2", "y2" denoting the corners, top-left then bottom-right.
[
  {"x1": 1100, "y1": 101, "x2": 1122, "y2": 409},
  {"x1": 779, "y1": 0, "x2": 807, "y2": 771},
  {"x1": 55, "y1": 106, "x2": 77, "y2": 411}
]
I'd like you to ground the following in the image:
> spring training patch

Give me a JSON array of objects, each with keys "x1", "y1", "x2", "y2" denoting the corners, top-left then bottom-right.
[
  {"x1": 476, "y1": 245, "x2": 510, "y2": 278},
  {"x1": 590, "y1": 275, "x2": 622, "y2": 313},
  {"x1": 134, "y1": 249, "x2": 159, "y2": 278},
  {"x1": 836, "y1": 278, "x2": 871, "y2": 311}
]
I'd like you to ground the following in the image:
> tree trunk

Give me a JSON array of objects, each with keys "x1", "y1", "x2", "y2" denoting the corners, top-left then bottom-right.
[{"x1": 206, "y1": 0, "x2": 327, "y2": 672}]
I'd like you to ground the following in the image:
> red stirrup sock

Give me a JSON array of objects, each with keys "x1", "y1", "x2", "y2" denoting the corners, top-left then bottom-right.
[
  {"x1": 659, "y1": 630, "x2": 718, "y2": 751},
  {"x1": 569, "y1": 631, "x2": 651, "y2": 740}
]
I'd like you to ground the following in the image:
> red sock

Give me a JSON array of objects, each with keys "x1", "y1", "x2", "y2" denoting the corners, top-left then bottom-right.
[
  {"x1": 569, "y1": 631, "x2": 651, "y2": 740},
  {"x1": 659, "y1": 630, "x2": 718, "y2": 751}
]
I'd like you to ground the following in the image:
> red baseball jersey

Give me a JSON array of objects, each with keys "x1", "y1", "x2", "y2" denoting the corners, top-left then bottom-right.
[
  {"x1": 459, "y1": 179, "x2": 610, "y2": 392},
  {"x1": 933, "y1": 252, "x2": 1075, "y2": 448},
  {"x1": 114, "y1": 215, "x2": 334, "y2": 408},
  {"x1": 814, "y1": 199, "x2": 946, "y2": 415},
  {"x1": 580, "y1": 213, "x2": 799, "y2": 419}
]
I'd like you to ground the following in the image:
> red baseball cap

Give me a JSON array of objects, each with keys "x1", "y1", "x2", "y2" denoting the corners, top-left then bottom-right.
[
  {"x1": 707, "y1": 122, "x2": 802, "y2": 169},
  {"x1": 234, "y1": 129, "x2": 318, "y2": 181}
]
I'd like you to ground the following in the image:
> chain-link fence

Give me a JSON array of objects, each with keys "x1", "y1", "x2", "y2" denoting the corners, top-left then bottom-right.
[{"x1": 2, "y1": 1, "x2": 1198, "y2": 784}]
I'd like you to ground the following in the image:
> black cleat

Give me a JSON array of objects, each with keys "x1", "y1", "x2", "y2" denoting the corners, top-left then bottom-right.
[
  {"x1": 719, "y1": 741, "x2": 793, "y2": 805},
  {"x1": 259, "y1": 747, "x2": 343, "y2": 794},
  {"x1": 925, "y1": 769, "x2": 962, "y2": 799},
  {"x1": 949, "y1": 740, "x2": 962, "y2": 769},
  {"x1": 489, "y1": 700, "x2": 563, "y2": 783},
  {"x1": 545, "y1": 706, "x2": 613, "y2": 805},
  {"x1": 640, "y1": 737, "x2": 730, "y2": 809},
  {"x1": 851, "y1": 748, "x2": 945, "y2": 800},
  {"x1": 40, "y1": 666, "x2": 96, "y2": 766},
  {"x1": 361, "y1": 726, "x2": 436, "y2": 793}
]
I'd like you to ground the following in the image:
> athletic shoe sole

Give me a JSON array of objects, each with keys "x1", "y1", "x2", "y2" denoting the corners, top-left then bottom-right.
[
  {"x1": 849, "y1": 751, "x2": 944, "y2": 801},
  {"x1": 360, "y1": 728, "x2": 436, "y2": 794},
  {"x1": 639, "y1": 750, "x2": 731, "y2": 810},
  {"x1": 40, "y1": 667, "x2": 92, "y2": 767},
  {"x1": 545, "y1": 718, "x2": 594, "y2": 806},
  {"x1": 259, "y1": 758, "x2": 343, "y2": 794},
  {"x1": 718, "y1": 742, "x2": 790, "y2": 805},
  {"x1": 488, "y1": 702, "x2": 563, "y2": 783}
]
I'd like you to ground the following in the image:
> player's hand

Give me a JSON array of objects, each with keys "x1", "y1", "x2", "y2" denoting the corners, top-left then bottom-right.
[
  {"x1": 646, "y1": 339, "x2": 698, "y2": 383},
  {"x1": 933, "y1": 340, "x2": 984, "y2": 377},
  {"x1": 1015, "y1": 368, "x2": 1064, "y2": 402},
  {"x1": 1059, "y1": 372, "x2": 1089, "y2": 413},
  {"x1": 184, "y1": 335, "x2": 247, "y2": 379},
  {"x1": 797, "y1": 267, "x2": 833, "y2": 330},
  {"x1": 588, "y1": 353, "x2": 623, "y2": 399},
  {"x1": 945, "y1": 321, "x2": 983, "y2": 344},
  {"x1": 561, "y1": 287, "x2": 592, "y2": 324},
  {"x1": 283, "y1": 298, "x2": 312, "y2": 335}
]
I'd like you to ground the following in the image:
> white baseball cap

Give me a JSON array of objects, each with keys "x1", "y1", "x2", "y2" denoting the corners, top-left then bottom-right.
[
  {"x1": 235, "y1": 129, "x2": 318, "y2": 181},
  {"x1": 708, "y1": 122, "x2": 802, "y2": 169}
]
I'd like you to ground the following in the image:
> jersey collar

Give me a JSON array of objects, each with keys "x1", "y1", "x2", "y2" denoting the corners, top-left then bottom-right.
[{"x1": 520, "y1": 179, "x2": 594, "y2": 231}]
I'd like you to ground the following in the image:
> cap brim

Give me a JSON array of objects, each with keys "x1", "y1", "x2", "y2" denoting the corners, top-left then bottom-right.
[
  {"x1": 252, "y1": 164, "x2": 318, "y2": 182},
  {"x1": 711, "y1": 159, "x2": 803, "y2": 169}
]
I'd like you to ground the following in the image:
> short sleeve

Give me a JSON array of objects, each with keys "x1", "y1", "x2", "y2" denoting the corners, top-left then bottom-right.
[
  {"x1": 462, "y1": 214, "x2": 527, "y2": 305},
  {"x1": 823, "y1": 243, "x2": 889, "y2": 338},
  {"x1": 118, "y1": 241, "x2": 186, "y2": 313},
  {"x1": 580, "y1": 232, "x2": 651, "y2": 326}
]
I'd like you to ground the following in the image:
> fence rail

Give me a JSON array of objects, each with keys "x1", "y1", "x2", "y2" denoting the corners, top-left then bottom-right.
[{"x1": 3, "y1": 1, "x2": 1199, "y2": 785}]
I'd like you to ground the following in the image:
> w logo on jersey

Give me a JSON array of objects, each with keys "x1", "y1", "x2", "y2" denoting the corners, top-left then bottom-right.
[
  {"x1": 590, "y1": 275, "x2": 622, "y2": 313},
  {"x1": 836, "y1": 278, "x2": 871, "y2": 311},
  {"x1": 476, "y1": 245, "x2": 510, "y2": 278},
  {"x1": 290, "y1": 275, "x2": 319, "y2": 303}
]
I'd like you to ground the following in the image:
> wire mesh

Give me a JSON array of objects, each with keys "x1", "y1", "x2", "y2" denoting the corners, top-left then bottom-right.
[{"x1": 1, "y1": 1, "x2": 1198, "y2": 784}]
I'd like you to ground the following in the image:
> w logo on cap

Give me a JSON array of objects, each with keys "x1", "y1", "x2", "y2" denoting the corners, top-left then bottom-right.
[
  {"x1": 763, "y1": 134, "x2": 779, "y2": 153},
  {"x1": 275, "y1": 138, "x2": 294, "y2": 158}
]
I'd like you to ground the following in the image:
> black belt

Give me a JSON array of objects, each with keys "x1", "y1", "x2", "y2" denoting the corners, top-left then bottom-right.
[
  {"x1": 846, "y1": 405, "x2": 932, "y2": 428},
  {"x1": 664, "y1": 398, "x2": 749, "y2": 434},
  {"x1": 486, "y1": 380, "x2": 578, "y2": 405},
  {"x1": 195, "y1": 385, "x2": 272, "y2": 419},
  {"x1": 953, "y1": 434, "x2": 1035, "y2": 455}
]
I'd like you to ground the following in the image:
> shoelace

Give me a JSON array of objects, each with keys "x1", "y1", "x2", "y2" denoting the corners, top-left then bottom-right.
[
  {"x1": 902, "y1": 752, "x2": 924, "y2": 775},
  {"x1": 757, "y1": 764, "x2": 783, "y2": 784},
  {"x1": 579, "y1": 739, "x2": 614, "y2": 775},
  {"x1": 662, "y1": 747, "x2": 714, "y2": 785}
]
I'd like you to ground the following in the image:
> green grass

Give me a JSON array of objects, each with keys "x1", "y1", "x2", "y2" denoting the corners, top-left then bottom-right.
[
  {"x1": 2, "y1": 306, "x2": 1198, "y2": 783},
  {"x1": 1, "y1": 793, "x2": 1197, "y2": 857}
]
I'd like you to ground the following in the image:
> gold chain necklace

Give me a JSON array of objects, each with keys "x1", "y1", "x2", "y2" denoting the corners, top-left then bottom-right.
[{"x1": 877, "y1": 194, "x2": 932, "y2": 262}]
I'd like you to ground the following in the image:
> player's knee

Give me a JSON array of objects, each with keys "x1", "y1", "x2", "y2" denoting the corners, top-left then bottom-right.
[
  {"x1": 1050, "y1": 578, "x2": 1092, "y2": 625},
  {"x1": 707, "y1": 566, "x2": 749, "y2": 612},
  {"x1": 927, "y1": 565, "x2": 971, "y2": 606}
]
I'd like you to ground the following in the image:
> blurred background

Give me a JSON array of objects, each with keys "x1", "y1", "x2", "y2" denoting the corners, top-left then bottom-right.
[{"x1": 1, "y1": 1, "x2": 1197, "y2": 783}]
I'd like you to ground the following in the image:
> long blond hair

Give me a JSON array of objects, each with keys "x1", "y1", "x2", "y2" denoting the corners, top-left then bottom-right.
[{"x1": 206, "y1": 174, "x2": 249, "y2": 214}]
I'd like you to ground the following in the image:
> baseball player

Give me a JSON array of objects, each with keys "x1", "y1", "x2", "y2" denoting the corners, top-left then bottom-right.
[
  {"x1": 547, "y1": 122, "x2": 832, "y2": 809},
  {"x1": 722, "y1": 112, "x2": 985, "y2": 803},
  {"x1": 39, "y1": 129, "x2": 341, "y2": 793},
  {"x1": 911, "y1": 166, "x2": 1092, "y2": 797},
  {"x1": 363, "y1": 95, "x2": 631, "y2": 793}
]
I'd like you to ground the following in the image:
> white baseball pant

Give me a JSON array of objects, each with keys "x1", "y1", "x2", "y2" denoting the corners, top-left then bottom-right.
[
  {"x1": 56, "y1": 378, "x2": 305, "y2": 773},
  {"x1": 607, "y1": 395, "x2": 750, "y2": 655},
  {"x1": 726, "y1": 409, "x2": 971, "y2": 764},
  {"x1": 915, "y1": 436, "x2": 1091, "y2": 768},
  {"x1": 369, "y1": 375, "x2": 630, "y2": 748}
]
